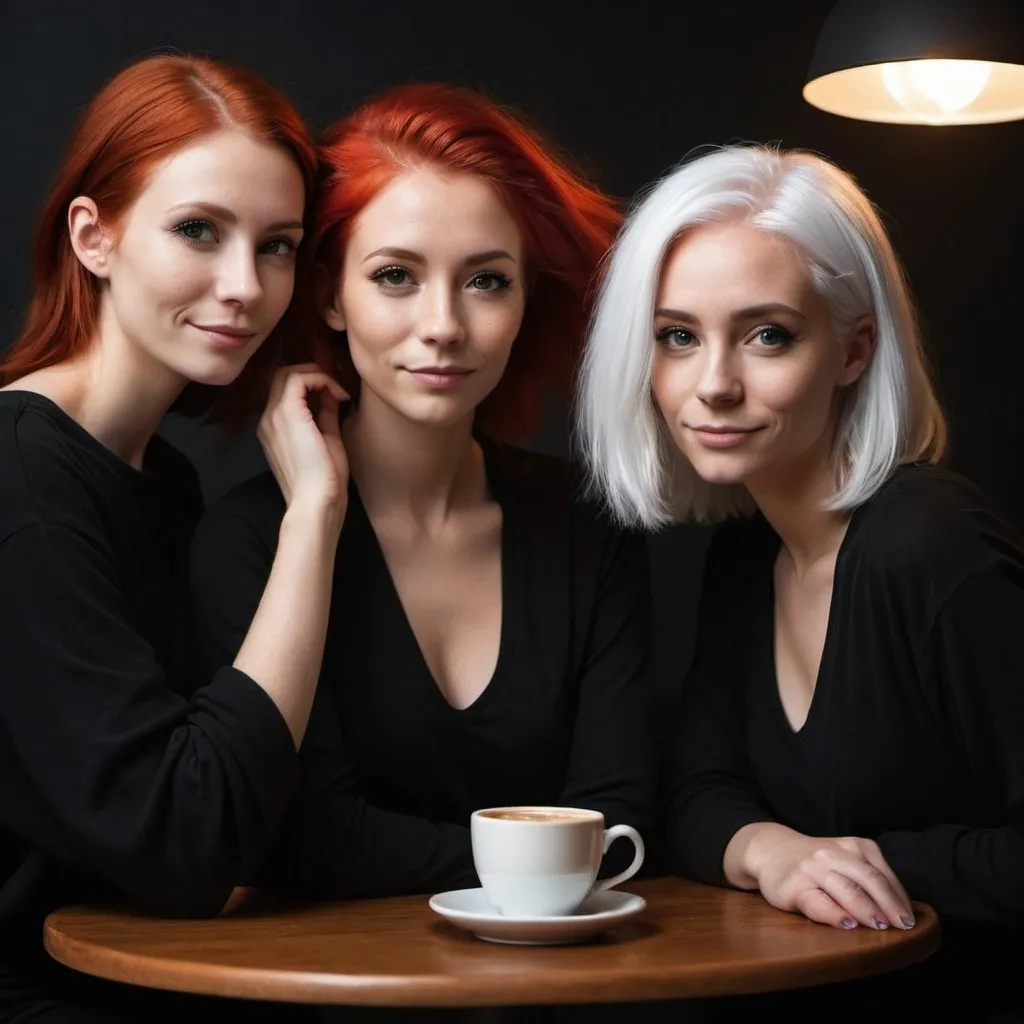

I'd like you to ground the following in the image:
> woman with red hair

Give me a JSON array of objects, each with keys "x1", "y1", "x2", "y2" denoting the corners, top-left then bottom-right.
[
  {"x1": 192, "y1": 83, "x2": 656, "y2": 899},
  {"x1": 0, "y1": 54, "x2": 343, "y2": 1022}
]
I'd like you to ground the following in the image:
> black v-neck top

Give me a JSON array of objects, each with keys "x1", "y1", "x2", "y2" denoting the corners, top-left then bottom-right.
[
  {"x1": 669, "y1": 464, "x2": 1024, "y2": 1008},
  {"x1": 0, "y1": 391, "x2": 298, "y2": 1015},
  {"x1": 191, "y1": 440, "x2": 656, "y2": 898}
]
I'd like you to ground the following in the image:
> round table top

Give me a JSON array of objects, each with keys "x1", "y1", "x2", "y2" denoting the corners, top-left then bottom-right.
[{"x1": 44, "y1": 877, "x2": 940, "y2": 1007}]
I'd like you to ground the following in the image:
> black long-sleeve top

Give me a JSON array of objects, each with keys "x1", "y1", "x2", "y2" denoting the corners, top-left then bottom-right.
[
  {"x1": 0, "y1": 392, "x2": 298, "y2": 1014},
  {"x1": 670, "y1": 464, "x2": 1024, "y2": 1010},
  {"x1": 191, "y1": 439, "x2": 656, "y2": 900}
]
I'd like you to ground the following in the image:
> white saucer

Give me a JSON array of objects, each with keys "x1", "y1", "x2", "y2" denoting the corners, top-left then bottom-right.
[{"x1": 428, "y1": 888, "x2": 646, "y2": 945}]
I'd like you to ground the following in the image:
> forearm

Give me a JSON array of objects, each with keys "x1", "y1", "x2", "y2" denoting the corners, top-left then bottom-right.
[
  {"x1": 271, "y1": 797, "x2": 477, "y2": 900},
  {"x1": 233, "y1": 500, "x2": 343, "y2": 748}
]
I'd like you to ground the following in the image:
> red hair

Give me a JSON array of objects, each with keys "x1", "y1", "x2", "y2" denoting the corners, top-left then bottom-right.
[
  {"x1": 0, "y1": 54, "x2": 317, "y2": 421},
  {"x1": 309, "y1": 83, "x2": 621, "y2": 441}
]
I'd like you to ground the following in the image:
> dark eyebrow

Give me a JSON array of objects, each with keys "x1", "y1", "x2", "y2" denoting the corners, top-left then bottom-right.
[
  {"x1": 654, "y1": 302, "x2": 807, "y2": 323},
  {"x1": 168, "y1": 201, "x2": 303, "y2": 233},
  {"x1": 464, "y1": 249, "x2": 517, "y2": 266},
  {"x1": 363, "y1": 246, "x2": 423, "y2": 265},
  {"x1": 362, "y1": 246, "x2": 517, "y2": 266}
]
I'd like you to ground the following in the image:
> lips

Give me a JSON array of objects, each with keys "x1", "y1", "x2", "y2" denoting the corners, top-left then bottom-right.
[
  {"x1": 190, "y1": 322, "x2": 258, "y2": 350},
  {"x1": 687, "y1": 424, "x2": 765, "y2": 450},
  {"x1": 403, "y1": 365, "x2": 475, "y2": 390},
  {"x1": 191, "y1": 323, "x2": 257, "y2": 338},
  {"x1": 687, "y1": 425, "x2": 760, "y2": 434}
]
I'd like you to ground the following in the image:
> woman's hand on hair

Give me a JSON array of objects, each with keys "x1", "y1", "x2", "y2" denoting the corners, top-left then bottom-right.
[
  {"x1": 257, "y1": 363, "x2": 349, "y2": 528},
  {"x1": 724, "y1": 822, "x2": 915, "y2": 931}
]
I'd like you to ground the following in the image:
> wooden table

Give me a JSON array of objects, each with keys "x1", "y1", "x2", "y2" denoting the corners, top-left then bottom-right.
[{"x1": 44, "y1": 877, "x2": 940, "y2": 1007}]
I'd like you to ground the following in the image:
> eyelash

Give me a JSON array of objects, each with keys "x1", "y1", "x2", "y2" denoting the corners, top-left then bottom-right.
[
  {"x1": 654, "y1": 324, "x2": 796, "y2": 349},
  {"x1": 172, "y1": 219, "x2": 215, "y2": 247},
  {"x1": 753, "y1": 324, "x2": 795, "y2": 347},
  {"x1": 469, "y1": 271, "x2": 513, "y2": 292},
  {"x1": 170, "y1": 219, "x2": 297, "y2": 257},
  {"x1": 368, "y1": 266, "x2": 514, "y2": 293},
  {"x1": 655, "y1": 326, "x2": 694, "y2": 348}
]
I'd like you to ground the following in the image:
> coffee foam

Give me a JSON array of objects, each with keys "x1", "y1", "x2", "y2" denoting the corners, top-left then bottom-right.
[{"x1": 479, "y1": 809, "x2": 596, "y2": 823}]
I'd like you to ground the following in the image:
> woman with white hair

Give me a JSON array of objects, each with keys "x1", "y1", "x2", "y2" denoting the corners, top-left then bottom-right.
[{"x1": 579, "y1": 145, "x2": 1024, "y2": 1018}]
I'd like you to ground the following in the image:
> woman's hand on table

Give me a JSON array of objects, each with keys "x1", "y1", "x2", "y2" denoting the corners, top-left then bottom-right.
[{"x1": 724, "y1": 822, "x2": 915, "y2": 931}]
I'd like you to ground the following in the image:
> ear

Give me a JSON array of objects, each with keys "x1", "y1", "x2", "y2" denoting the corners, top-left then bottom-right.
[
  {"x1": 67, "y1": 196, "x2": 112, "y2": 279},
  {"x1": 838, "y1": 316, "x2": 876, "y2": 387},
  {"x1": 316, "y1": 263, "x2": 346, "y2": 332}
]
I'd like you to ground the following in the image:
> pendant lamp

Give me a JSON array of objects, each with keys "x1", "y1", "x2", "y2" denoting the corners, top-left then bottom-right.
[{"x1": 804, "y1": 0, "x2": 1024, "y2": 125}]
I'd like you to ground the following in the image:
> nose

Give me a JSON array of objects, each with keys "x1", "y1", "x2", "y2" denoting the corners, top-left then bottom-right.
[
  {"x1": 214, "y1": 241, "x2": 263, "y2": 308},
  {"x1": 418, "y1": 282, "x2": 464, "y2": 347},
  {"x1": 695, "y1": 344, "x2": 743, "y2": 408}
]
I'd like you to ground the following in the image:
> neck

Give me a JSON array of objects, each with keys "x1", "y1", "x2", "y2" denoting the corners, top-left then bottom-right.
[
  {"x1": 745, "y1": 435, "x2": 852, "y2": 573},
  {"x1": 7, "y1": 306, "x2": 187, "y2": 469},
  {"x1": 343, "y1": 389, "x2": 486, "y2": 526}
]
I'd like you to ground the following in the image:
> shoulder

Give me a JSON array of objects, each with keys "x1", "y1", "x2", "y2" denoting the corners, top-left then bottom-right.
[
  {"x1": 485, "y1": 438, "x2": 581, "y2": 499},
  {"x1": 487, "y1": 439, "x2": 630, "y2": 527},
  {"x1": 849, "y1": 463, "x2": 1024, "y2": 593},
  {"x1": 0, "y1": 391, "x2": 105, "y2": 539},
  {"x1": 484, "y1": 438, "x2": 648, "y2": 568},
  {"x1": 484, "y1": 438, "x2": 582, "y2": 524},
  {"x1": 0, "y1": 389, "x2": 80, "y2": 468}
]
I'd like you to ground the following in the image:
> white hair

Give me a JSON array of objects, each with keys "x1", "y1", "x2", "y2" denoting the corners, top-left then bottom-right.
[{"x1": 576, "y1": 144, "x2": 947, "y2": 528}]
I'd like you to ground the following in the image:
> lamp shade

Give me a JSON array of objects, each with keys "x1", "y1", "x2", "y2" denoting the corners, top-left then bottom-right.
[{"x1": 804, "y1": 0, "x2": 1024, "y2": 124}]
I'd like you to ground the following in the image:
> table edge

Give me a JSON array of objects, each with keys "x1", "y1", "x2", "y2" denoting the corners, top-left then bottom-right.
[{"x1": 43, "y1": 907, "x2": 942, "y2": 1007}]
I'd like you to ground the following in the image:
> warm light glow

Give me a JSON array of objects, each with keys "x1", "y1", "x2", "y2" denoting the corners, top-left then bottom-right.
[
  {"x1": 803, "y1": 59, "x2": 1024, "y2": 125},
  {"x1": 882, "y1": 59, "x2": 992, "y2": 123}
]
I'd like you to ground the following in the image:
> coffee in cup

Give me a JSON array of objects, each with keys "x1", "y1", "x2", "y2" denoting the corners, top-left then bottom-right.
[{"x1": 470, "y1": 805, "x2": 644, "y2": 918}]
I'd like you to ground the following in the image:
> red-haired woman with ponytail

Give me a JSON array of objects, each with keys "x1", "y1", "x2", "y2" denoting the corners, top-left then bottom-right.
[
  {"x1": 0, "y1": 54, "x2": 339, "y2": 1022},
  {"x1": 192, "y1": 83, "x2": 657, "y2": 901}
]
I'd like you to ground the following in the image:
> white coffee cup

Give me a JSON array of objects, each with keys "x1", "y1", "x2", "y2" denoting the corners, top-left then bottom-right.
[{"x1": 470, "y1": 805, "x2": 645, "y2": 918}]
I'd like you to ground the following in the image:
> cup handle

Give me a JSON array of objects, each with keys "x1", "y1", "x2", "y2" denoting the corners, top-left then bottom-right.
[{"x1": 592, "y1": 824, "x2": 645, "y2": 894}]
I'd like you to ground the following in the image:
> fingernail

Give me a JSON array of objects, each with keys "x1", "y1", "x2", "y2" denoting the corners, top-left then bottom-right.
[
  {"x1": 873, "y1": 917, "x2": 889, "y2": 930},
  {"x1": 901, "y1": 915, "x2": 916, "y2": 929},
  {"x1": 840, "y1": 917, "x2": 857, "y2": 929}
]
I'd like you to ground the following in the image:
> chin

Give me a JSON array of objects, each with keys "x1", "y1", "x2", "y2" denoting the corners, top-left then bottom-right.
[
  {"x1": 683, "y1": 452, "x2": 755, "y2": 487},
  {"x1": 396, "y1": 396, "x2": 478, "y2": 429},
  {"x1": 183, "y1": 358, "x2": 251, "y2": 388},
  {"x1": 696, "y1": 467, "x2": 750, "y2": 487}
]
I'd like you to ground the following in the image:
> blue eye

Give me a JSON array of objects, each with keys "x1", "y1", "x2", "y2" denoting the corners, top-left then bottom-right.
[
  {"x1": 655, "y1": 326, "x2": 696, "y2": 349},
  {"x1": 370, "y1": 266, "x2": 414, "y2": 289},
  {"x1": 753, "y1": 325, "x2": 795, "y2": 347},
  {"x1": 172, "y1": 219, "x2": 216, "y2": 245},
  {"x1": 260, "y1": 237, "x2": 297, "y2": 257}
]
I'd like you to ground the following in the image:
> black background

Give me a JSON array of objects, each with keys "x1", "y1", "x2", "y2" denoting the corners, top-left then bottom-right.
[{"x1": 4, "y1": 0, "x2": 1024, "y2": 719}]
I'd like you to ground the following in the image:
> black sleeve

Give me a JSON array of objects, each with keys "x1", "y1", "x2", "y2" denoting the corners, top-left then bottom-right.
[
  {"x1": 667, "y1": 525, "x2": 774, "y2": 886},
  {"x1": 0, "y1": 523, "x2": 298, "y2": 917},
  {"x1": 264, "y1": 685, "x2": 478, "y2": 899},
  {"x1": 877, "y1": 565, "x2": 1024, "y2": 925},
  {"x1": 190, "y1": 488, "x2": 478, "y2": 899},
  {"x1": 559, "y1": 525, "x2": 657, "y2": 870}
]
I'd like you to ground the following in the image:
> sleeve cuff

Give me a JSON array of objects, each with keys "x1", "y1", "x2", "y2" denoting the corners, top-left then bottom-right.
[{"x1": 676, "y1": 804, "x2": 774, "y2": 887}]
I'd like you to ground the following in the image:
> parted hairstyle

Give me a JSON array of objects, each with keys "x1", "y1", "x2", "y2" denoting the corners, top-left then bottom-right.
[
  {"x1": 578, "y1": 144, "x2": 947, "y2": 527},
  {"x1": 0, "y1": 53, "x2": 318, "y2": 422}
]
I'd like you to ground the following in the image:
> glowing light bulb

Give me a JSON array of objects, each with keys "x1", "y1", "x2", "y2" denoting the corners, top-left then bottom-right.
[{"x1": 882, "y1": 59, "x2": 993, "y2": 123}]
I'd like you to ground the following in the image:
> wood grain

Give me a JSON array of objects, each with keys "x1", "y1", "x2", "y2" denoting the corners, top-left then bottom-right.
[{"x1": 44, "y1": 876, "x2": 940, "y2": 1007}]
